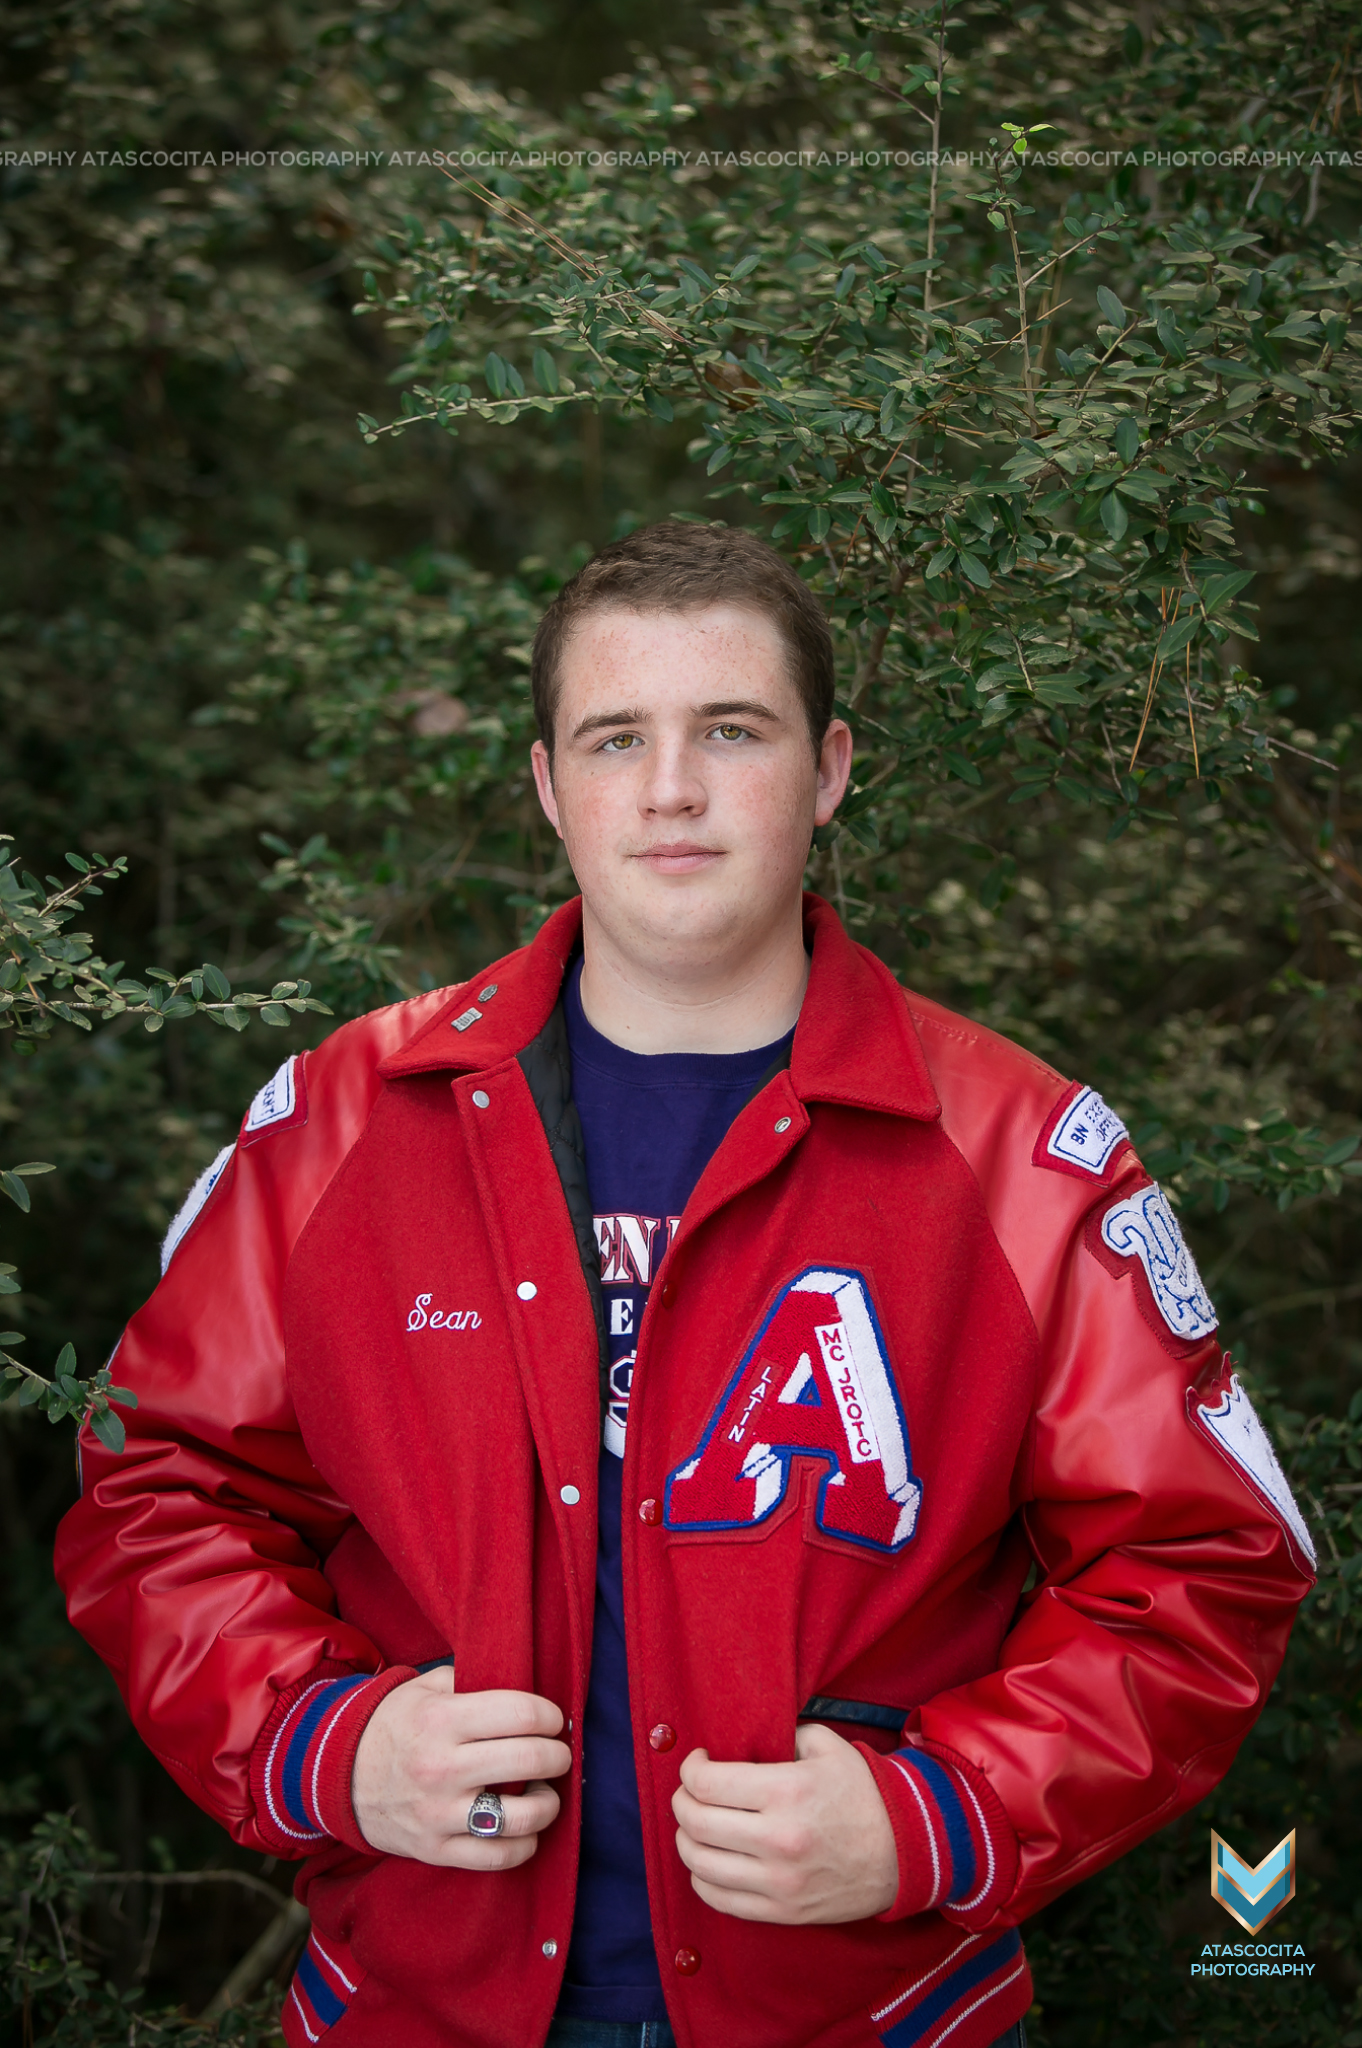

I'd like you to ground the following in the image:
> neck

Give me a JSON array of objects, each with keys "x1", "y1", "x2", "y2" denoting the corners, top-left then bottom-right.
[{"x1": 576, "y1": 898, "x2": 810, "y2": 1054}]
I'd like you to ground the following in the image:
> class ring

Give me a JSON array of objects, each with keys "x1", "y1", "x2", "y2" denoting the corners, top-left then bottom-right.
[{"x1": 467, "y1": 1790, "x2": 506, "y2": 1838}]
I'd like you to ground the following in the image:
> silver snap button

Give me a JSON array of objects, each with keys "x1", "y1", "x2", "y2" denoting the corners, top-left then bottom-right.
[
  {"x1": 542, "y1": 1939, "x2": 558, "y2": 1958},
  {"x1": 774, "y1": 1116, "x2": 792, "y2": 1133},
  {"x1": 478, "y1": 983, "x2": 498, "y2": 1001},
  {"x1": 471, "y1": 1089, "x2": 491, "y2": 1109},
  {"x1": 560, "y1": 1484, "x2": 581, "y2": 1505},
  {"x1": 517, "y1": 1280, "x2": 537, "y2": 1300}
]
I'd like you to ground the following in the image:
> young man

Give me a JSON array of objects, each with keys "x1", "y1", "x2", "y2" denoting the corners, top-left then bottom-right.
[{"x1": 56, "y1": 523, "x2": 1314, "y2": 2048}]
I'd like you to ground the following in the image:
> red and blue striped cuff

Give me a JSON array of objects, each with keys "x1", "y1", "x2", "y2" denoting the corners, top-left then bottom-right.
[
  {"x1": 860, "y1": 1737, "x2": 1017, "y2": 1925},
  {"x1": 250, "y1": 1661, "x2": 415, "y2": 1856}
]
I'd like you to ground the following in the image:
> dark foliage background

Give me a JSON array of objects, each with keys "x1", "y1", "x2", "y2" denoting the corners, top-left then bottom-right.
[{"x1": 1, "y1": 1, "x2": 1360, "y2": 2042}]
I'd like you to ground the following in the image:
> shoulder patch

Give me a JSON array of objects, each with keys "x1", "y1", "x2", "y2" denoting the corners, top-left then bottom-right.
[
  {"x1": 241, "y1": 1054, "x2": 308, "y2": 1146},
  {"x1": 1191, "y1": 1370, "x2": 1316, "y2": 1573},
  {"x1": 161, "y1": 1143, "x2": 234, "y2": 1273},
  {"x1": 1098, "y1": 1182, "x2": 1217, "y2": 1342},
  {"x1": 1035, "y1": 1082, "x2": 1129, "y2": 1179}
]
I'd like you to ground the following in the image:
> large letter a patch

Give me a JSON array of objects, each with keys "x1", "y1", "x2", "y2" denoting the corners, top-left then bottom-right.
[{"x1": 665, "y1": 1267, "x2": 922, "y2": 1553}]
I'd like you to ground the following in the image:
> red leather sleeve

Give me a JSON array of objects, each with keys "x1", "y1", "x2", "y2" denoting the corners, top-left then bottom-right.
[
  {"x1": 906, "y1": 998, "x2": 1315, "y2": 1925},
  {"x1": 52, "y1": 1033, "x2": 416, "y2": 1850}
]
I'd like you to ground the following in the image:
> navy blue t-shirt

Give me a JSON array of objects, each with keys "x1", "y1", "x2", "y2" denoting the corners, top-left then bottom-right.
[{"x1": 556, "y1": 958, "x2": 791, "y2": 2023}]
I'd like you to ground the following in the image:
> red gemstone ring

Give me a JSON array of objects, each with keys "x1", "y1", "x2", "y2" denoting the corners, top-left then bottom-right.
[{"x1": 467, "y1": 1790, "x2": 506, "y2": 1838}]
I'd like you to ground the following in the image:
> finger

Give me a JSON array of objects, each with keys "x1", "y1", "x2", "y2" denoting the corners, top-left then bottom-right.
[
  {"x1": 450, "y1": 1734, "x2": 573, "y2": 1788},
  {"x1": 687, "y1": 1871, "x2": 788, "y2": 1923},
  {"x1": 461, "y1": 1780, "x2": 561, "y2": 1840},
  {"x1": 793, "y1": 1721, "x2": 847, "y2": 1761},
  {"x1": 674, "y1": 1825, "x2": 770, "y2": 1895},
  {"x1": 677, "y1": 1747, "x2": 789, "y2": 1812},
  {"x1": 671, "y1": 1783, "x2": 768, "y2": 1855},
  {"x1": 433, "y1": 1831, "x2": 541, "y2": 1873},
  {"x1": 447, "y1": 1689, "x2": 566, "y2": 1744}
]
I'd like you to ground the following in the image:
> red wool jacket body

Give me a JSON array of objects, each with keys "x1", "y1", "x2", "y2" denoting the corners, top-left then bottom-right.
[{"x1": 55, "y1": 897, "x2": 1313, "y2": 2048}]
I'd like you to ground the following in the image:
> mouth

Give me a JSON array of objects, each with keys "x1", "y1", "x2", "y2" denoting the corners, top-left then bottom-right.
[{"x1": 629, "y1": 842, "x2": 726, "y2": 876}]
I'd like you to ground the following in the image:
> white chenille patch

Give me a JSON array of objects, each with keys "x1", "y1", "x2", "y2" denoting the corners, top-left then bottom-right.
[
  {"x1": 1196, "y1": 1374, "x2": 1316, "y2": 1569},
  {"x1": 244, "y1": 1056, "x2": 297, "y2": 1135},
  {"x1": 160, "y1": 1144, "x2": 234, "y2": 1273},
  {"x1": 1101, "y1": 1183, "x2": 1217, "y2": 1340},
  {"x1": 1048, "y1": 1086, "x2": 1128, "y2": 1175}
]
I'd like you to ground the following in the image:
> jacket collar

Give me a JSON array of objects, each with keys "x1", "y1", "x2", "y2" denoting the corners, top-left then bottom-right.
[{"x1": 378, "y1": 892, "x2": 939, "y2": 1123}]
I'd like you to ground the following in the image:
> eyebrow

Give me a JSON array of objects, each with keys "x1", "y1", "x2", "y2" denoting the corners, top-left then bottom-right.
[
  {"x1": 570, "y1": 706, "x2": 648, "y2": 741},
  {"x1": 569, "y1": 698, "x2": 783, "y2": 743}
]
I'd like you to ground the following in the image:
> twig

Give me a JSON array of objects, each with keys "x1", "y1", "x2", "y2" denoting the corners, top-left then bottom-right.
[
  {"x1": 1235, "y1": 1279, "x2": 1362, "y2": 1327},
  {"x1": 1182, "y1": 642, "x2": 1200, "y2": 777},
  {"x1": 1130, "y1": 588, "x2": 1179, "y2": 770},
  {"x1": 925, "y1": 1, "x2": 947, "y2": 317},
  {"x1": 85, "y1": 1869, "x2": 293, "y2": 1910},
  {"x1": 201, "y1": 1897, "x2": 311, "y2": 2018}
]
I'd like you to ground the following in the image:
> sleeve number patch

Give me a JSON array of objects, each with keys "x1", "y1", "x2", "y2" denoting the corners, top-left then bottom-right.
[{"x1": 1101, "y1": 1183, "x2": 1217, "y2": 1340}]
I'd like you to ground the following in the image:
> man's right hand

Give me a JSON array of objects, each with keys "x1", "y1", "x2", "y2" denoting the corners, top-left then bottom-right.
[{"x1": 351, "y1": 1668, "x2": 572, "y2": 1867}]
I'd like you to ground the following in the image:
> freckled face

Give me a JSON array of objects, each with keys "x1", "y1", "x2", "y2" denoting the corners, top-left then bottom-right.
[{"x1": 530, "y1": 605, "x2": 851, "y2": 968}]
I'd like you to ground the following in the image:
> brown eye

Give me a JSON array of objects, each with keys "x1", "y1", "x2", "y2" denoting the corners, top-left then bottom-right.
[
  {"x1": 602, "y1": 733, "x2": 642, "y2": 751},
  {"x1": 714, "y1": 724, "x2": 747, "y2": 741}
]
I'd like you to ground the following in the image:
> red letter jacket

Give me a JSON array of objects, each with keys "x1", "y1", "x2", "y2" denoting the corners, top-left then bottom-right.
[{"x1": 54, "y1": 897, "x2": 1314, "y2": 2048}]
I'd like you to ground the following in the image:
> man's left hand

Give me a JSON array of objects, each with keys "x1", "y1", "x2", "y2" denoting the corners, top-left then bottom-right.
[{"x1": 671, "y1": 1722, "x2": 898, "y2": 1924}]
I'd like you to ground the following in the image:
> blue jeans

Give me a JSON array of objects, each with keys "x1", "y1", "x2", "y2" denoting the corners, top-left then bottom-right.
[{"x1": 545, "y1": 2020, "x2": 1027, "y2": 2047}]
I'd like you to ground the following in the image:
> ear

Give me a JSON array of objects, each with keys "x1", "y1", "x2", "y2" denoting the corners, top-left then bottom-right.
[
  {"x1": 813, "y1": 719, "x2": 854, "y2": 829},
  {"x1": 531, "y1": 739, "x2": 564, "y2": 840}
]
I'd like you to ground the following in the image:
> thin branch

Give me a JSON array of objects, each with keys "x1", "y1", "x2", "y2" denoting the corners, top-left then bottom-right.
[
  {"x1": 1130, "y1": 588, "x2": 1179, "y2": 770},
  {"x1": 925, "y1": 1, "x2": 947, "y2": 317},
  {"x1": 84, "y1": 1869, "x2": 293, "y2": 1910},
  {"x1": 1182, "y1": 642, "x2": 1200, "y2": 778}
]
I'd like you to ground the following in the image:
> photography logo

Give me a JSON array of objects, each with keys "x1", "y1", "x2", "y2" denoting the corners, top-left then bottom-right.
[{"x1": 1210, "y1": 1829, "x2": 1297, "y2": 1934}]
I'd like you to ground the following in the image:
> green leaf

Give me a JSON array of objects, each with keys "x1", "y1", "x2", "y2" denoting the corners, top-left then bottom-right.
[
  {"x1": 91, "y1": 1407, "x2": 126, "y2": 1455},
  {"x1": 926, "y1": 546, "x2": 956, "y2": 578},
  {"x1": 260, "y1": 1002, "x2": 291, "y2": 1026},
  {"x1": 644, "y1": 388, "x2": 674, "y2": 422},
  {"x1": 1100, "y1": 492, "x2": 1128, "y2": 542},
  {"x1": 1200, "y1": 570, "x2": 1254, "y2": 614},
  {"x1": 10, "y1": 1162, "x2": 54, "y2": 1176},
  {"x1": 1156, "y1": 614, "x2": 1199, "y2": 660},
  {"x1": 1096, "y1": 286, "x2": 1126, "y2": 328},
  {"x1": 201, "y1": 962, "x2": 231, "y2": 1000},
  {"x1": 987, "y1": 210, "x2": 1006, "y2": 230},
  {"x1": 55, "y1": 1342, "x2": 77, "y2": 1375},
  {"x1": 532, "y1": 347, "x2": 559, "y2": 395},
  {"x1": 484, "y1": 351, "x2": 508, "y2": 400},
  {"x1": 64, "y1": 852, "x2": 90, "y2": 873},
  {"x1": 0, "y1": 1173, "x2": 31, "y2": 1213},
  {"x1": 1114, "y1": 417, "x2": 1140, "y2": 464},
  {"x1": 944, "y1": 751, "x2": 982, "y2": 786},
  {"x1": 956, "y1": 550, "x2": 992, "y2": 589},
  {"x1": 807, "y1": 506, "x2": 831, "y2": 542},
  {"x1": 1321, "y1": 1135, "x2": 1361, "y2": 1167}
]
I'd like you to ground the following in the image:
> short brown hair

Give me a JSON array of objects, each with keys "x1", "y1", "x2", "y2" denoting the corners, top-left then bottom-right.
[{"x1": 530, "y1": 521, "x2": 835, "y2": 758}]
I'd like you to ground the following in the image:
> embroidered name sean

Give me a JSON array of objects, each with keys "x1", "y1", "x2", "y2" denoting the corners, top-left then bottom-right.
[{"x1": 407, "y1": 1294, "x2": 481, "y2": 1332}]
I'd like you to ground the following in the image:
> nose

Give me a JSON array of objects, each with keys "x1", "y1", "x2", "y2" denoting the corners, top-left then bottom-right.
[{"x1": 638, "y1": 733, "x2": 708, "y2": 819}]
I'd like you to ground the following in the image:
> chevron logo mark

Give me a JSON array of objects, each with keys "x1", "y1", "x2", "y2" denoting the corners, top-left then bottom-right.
[{"x1": 1210, "y1": 1829, "x2": 1296, "y2": 1934}]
